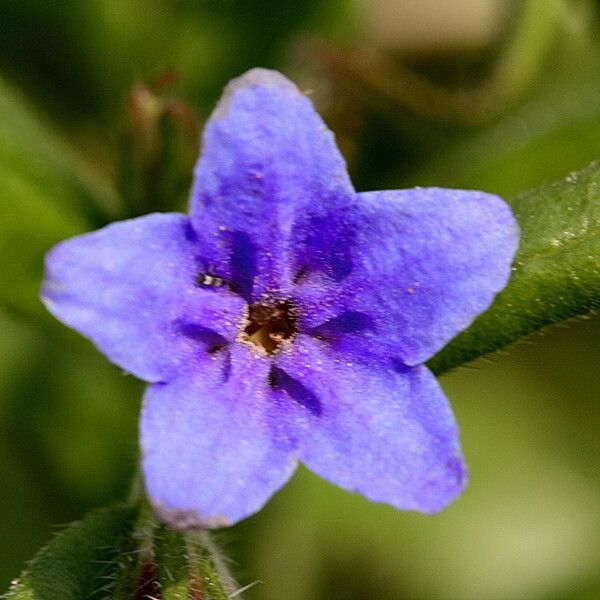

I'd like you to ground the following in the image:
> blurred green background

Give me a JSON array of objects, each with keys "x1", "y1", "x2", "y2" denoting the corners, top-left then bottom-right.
[{"x1": 2, "y1": 0, "x2": 600, "y2": 598}]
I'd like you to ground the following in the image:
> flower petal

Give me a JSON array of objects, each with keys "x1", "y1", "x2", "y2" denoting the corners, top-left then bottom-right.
[
  {"x1": 41, "y1": 213, "x2": 246, "y2": 382},
  {"x1": 189, "y1": 68, "x2": 353, "y2": 301},
  {"x1": 141, "y1": 343, "x2": 298, "y2": 528},
  {"x1": 293, "y1": 188, "x2": 519, "y2": 366},
  {"x1": 275, "y1": 336, "x2": 466, "y2": 513}
]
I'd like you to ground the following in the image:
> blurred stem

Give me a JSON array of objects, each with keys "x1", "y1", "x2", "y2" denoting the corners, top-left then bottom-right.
[
  {"x1": 127, "y1": 470, "x2": 144, "y2": 506},
  {"x1": 305, "y1": 0, "x2": 568, "y2": 125},
  {"x1": 117, "y1": 75, "x2": 199, "y2": 218}
]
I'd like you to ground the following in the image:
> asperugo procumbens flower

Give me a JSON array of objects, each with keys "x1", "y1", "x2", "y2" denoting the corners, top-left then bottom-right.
[{"x1": 41, "y1": 69, "x2": 519, "y2": 528}]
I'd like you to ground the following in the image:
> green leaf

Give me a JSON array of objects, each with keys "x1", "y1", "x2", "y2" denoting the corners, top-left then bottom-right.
[
  {"x1": 418, "y1": 79, "x2": 600, "y2": 199},
  {"x1": 0, "y1": 77, "x2": 117, "y2": 221},
  {"x1": 0, "y1": 77, "x2": 117, "y2": 320},
  {"x1": 409, "y1": 19, "x2": 600, "y2": 198},
  {"x1": 0, "y1": 166, "x2": 87, "y2": 320},
  {"x1": 107, "y1": 507, "x2": 155, "y2": 600},
  {"x1": 430, "y1": 160, "x2": 600, "y2": 375},
  {"x1": 82, "y1": 507, "x2": 242, "y2": 600},
  {"x1": 114, "y1": 515, "x2": 241, "y2": 599},
  {"x1": 2, "y1": 505, "x2": 137, "y2": 600}
]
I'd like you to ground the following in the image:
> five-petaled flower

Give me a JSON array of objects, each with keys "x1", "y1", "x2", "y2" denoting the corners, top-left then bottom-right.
[{"x1": 41, "y1": 69, "x2": 518, "y2": 529}]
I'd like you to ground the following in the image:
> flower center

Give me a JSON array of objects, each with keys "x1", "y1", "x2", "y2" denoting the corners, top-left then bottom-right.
[{"x1": 242, "y1": 300, "x2": 298, "y2": 355}]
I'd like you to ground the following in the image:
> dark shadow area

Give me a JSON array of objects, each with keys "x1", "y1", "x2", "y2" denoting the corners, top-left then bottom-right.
[
  {"x1": 229, "y1": 230, "x2": 258, "y2": 301},
  {"x1": 269, "y1": 366, "x2": 322, "y2": 416},
  {"x1": 390, "y1": 357, "x2": 412, "y2": 375},
  {"x1": 174, "y1": 322, "x2": 227, "y2": 352},
  {"x1": 173, "y1": 321, "x2": 231, "y2": 381},
  {"x1": 310, "y1": 311, "x2": 373, "y2": 342}
]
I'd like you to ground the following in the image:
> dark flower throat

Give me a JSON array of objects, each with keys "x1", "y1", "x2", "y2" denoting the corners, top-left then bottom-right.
[{"x1": 243, "y1": 300, "x2": 297, "y2": 355}]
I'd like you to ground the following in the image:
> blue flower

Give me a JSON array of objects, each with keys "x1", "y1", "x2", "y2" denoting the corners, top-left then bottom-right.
[{"x1": 41, "y1": 69, "x2": 518, "y2": 528}]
